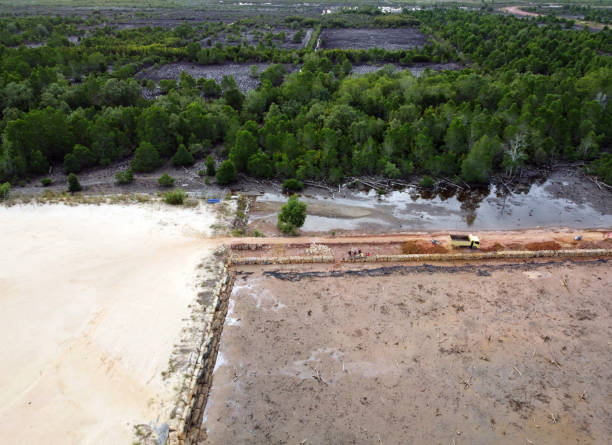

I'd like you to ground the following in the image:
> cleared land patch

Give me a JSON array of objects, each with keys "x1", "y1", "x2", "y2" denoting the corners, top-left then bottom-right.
[
  {"x1": 319, "y1": 27, "x2": 427, "y2": 50},
  {"x1": 202, "y1": 258, "x2": 612, "y2": 444},
  {"x1": 138, "y1": 62, "x2": 294, "y2": 93}
]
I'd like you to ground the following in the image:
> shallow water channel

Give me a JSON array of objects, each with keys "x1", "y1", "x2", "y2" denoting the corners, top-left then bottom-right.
[{"x1": 249, "y1": 173, "x2": 612, "y2": 233}]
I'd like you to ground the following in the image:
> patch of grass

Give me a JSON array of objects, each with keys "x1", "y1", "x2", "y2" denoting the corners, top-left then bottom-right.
[{"x1": 164, "y1": 188, "x2": 186, "y2": 205}]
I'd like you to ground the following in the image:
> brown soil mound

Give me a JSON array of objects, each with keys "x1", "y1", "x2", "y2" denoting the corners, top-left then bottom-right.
[
  {"x1": 525, "y1": 241, "x2": 562, "y2": 251},
  {"x1": 480, "y1": 243, "x2": 504, "y2": 252},
  {"x1": 402, "y1": 240, "x2": 447, "y2": 254}
]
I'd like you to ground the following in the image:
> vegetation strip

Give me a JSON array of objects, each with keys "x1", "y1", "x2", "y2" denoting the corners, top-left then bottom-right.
[{"x1": 1, "y1": 8, "x2": 611, "y2": 189}]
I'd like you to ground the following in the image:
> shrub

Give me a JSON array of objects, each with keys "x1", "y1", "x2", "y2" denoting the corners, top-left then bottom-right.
[
  {"x1": 41, "y1": 178, "x2": 52, "y2": 187},
  {"x1": 205, "y1": 155, "x2": 216, "y2": 176},
  {"x1": 197, "y1": 169, "x2": 205, "y2": 177},
  {"x1": 216, "y1": 160, "x2": 237, "y2": 185},
  {"x1": 67, "y1": 173, "x2": 81, "y2": 192},
  {"x1": 132, "y1": 142, "x2": 162, "y2": 173},
  {"x1": 589, "y1": 153, "x2": 612, "y2": 185},
  {"x1": 0, "y1": 182, "x2": 10, "y2": 201},
  {"x1": 171, "y1": 144, "x2": 194, "y2": 167},
  {"x1": 277, "y1": 195, "x2": 307, "y2": 235},
  {"x1": 115, "y1": 169, "x2": 134, "y2": 184},
  {"x1": 164, "y1": 188, "x2": 186, "y2": 205},
  {"x1": 282, "y1": 178, "x2": 304, "y2": 193},
  {"x1": 419, "y1": 175, "x2": 435, "y2": 188},
  {"x1": 158, "y1": 173, "x2": 175, "y2": 187}
]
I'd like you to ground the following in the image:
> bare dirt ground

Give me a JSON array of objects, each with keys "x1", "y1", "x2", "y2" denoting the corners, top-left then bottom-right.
[
  {"x1": 0, "y1": 201, "x2": 232, "y2": 444},
  {"x1": 203, "y1": 258, "x2": 612, "y2": 444},
  {"x1": 502, "y1": 6, "x2": 542, "y2": 18},
  {"x1": 319, "y1": 27, "x2": 427, "y2": 50}
]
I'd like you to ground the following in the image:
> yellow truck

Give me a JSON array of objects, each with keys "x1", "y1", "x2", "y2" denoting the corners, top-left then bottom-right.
[{"x1": 450, "y1": 234, "x2": 480, "y2": 249}]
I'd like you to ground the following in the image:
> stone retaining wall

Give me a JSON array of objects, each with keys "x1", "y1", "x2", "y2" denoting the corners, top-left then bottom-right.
[
  {"x1": 231, "y1": 249, "x2": 612, "y2": 265},
  {"x1": 172, "y1": 259, "x2": 236, "y2": 445}
]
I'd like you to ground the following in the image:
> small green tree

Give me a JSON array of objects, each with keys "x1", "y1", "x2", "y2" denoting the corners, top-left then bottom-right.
[
  {"x1": 205, "y1": 155, "x2": 216, "y2": 176},
  {"x1": 277, "y1": 195, "x2": 307, "y2": 235},
  {"x1": 67, "y1": 173, "x2": 81, "y2": 192},
  {"x1": 115, "y1": 169, "x2": 133, "y2": 184},
  {"x1": 0, "y1": 182, "x2": 10, "y2": 201},
  {"x1": 419, "y1": 175, "x2": 435, "y2": 188},
  {"x1": 282, "y1": 178, "x2": 304, "y2": 193},
  {"x1": 216, "y1": 160, "x2": 237, "y2": 185},
  {"x1": 41, "y1": 178, "x2": 52, "y2": 187},
  {"x1": 158, "y1": 173, "x2": 175, "y2": 187},
  {"x1": 171, "y1": 144, "x2": 194, "y2": 167},
  {"x1": 132, "y1": 142, "x2": 162, "y2": 173}
]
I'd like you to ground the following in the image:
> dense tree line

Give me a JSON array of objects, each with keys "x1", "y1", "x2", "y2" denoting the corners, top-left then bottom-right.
[{"x1": 0, "y1": 8, "x2": 611, "y2": 187}]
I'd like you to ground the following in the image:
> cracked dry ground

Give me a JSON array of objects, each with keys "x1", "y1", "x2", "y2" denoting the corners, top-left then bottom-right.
[{"x1": 202, "y1": 259, "x2": 611, "y2": 445}]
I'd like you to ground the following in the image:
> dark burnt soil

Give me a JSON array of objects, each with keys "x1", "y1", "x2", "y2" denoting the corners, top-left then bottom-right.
[
  {"x1": 319, "y1": 27, "x2": 428, "y2": 50},
  {"x1": 202, "y1": 260, "x2": 612, "y2": 444}
]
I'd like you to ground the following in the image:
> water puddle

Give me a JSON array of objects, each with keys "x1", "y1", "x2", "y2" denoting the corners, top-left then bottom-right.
[{"x1": 249, "y1": 174, "x2": 612, "y2": 233}]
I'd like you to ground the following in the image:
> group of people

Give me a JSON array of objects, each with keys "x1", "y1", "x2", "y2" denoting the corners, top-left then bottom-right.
[{"x1": 346, "y1": 249, "x2": 370, "y2": 261}]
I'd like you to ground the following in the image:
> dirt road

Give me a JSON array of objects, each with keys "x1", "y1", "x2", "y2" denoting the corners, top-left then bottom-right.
[
  {"x1": 228, "y1": 227, "x2": 612, "y2": 259},
  {"x1": 501, "y1": 6, "x2": 541, "y2": 18}
]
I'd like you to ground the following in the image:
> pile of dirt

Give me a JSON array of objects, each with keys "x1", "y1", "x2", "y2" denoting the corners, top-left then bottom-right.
[
  {"x1": 525, "y1": 241, "x2": 562, "y2": 251},
  {"x1": 480, "y1": 242, "x2": 505, "y2": 252},
  {"x1": 401, "y1": 240, "x2": 447, "y2": 254}
]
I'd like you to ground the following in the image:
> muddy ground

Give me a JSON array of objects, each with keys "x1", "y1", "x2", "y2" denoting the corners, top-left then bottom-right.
[
  {"x1": 319, "y1": 27, "x2": 427, "y2": 50},
  {"x1": 203, "y1": 258, "x2": 611, "y2": 444},
  {"x1": 247, "y1": 170, "x2": 612, "y2": 235}
]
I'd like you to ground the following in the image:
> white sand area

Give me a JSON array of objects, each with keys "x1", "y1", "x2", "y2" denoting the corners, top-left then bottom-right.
[{"x1": 0, "y1": 202, "x2": 219, "y2": 444}]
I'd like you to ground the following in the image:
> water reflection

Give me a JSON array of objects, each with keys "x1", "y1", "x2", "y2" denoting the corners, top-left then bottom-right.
[{"x1": 253, "y1": 177, "x2": 611, "y2": 232}]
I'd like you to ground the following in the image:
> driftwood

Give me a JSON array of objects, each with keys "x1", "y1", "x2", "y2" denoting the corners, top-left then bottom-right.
[{"x1": 303, "y1": 180, "x2": 335, "y2": 193}]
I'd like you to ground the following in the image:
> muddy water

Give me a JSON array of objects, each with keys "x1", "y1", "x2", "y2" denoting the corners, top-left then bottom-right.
[{"x1": 249, "y1": 173, "x2": 612, "y2": 233}]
